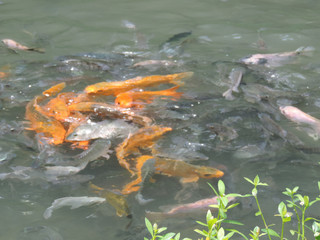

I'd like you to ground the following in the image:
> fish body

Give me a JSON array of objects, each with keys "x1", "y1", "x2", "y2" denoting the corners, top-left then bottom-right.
[
  {"x1": 43, "y1": 196, "x2": 106, "y2": 219},
  {"x1": 90, "y1": 183, "x2": 131, "y2": 217},
  {"x1": 241, "y1": 46, "x2": 314, "y2": 67},
  {"x1": 116, "y1": 126, "x2": 172, "y2": 175},
  {"x1": 2, "y1": 38, "x2": 45, "y2": 53},
  {"x1": 280, "y1": 106, "x2": 320, "y2": 126},
  {"x1": 68, "y1": 102, "x2": 152, "y2": 126},
  {"x1": 146, "y1": 196, "x2": 235, "y2": 220},
  {"x1": 222, "y1": 67, "x2": 245, "y2": 100},
  {"x1": 25, "y1": 95, "x2": 66, "y2": 145},
  {"x1": 115, "y1": 86, "x2": 183, "y2": 108},
  {"x1": 66, "y1": 119, "x2": 137, "y2": 141},
  {"x1": 84, "y1": 72, "x2": 193, "y2": 96}
]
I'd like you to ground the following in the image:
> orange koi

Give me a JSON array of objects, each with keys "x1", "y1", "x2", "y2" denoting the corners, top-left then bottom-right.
[
  {"x1": 115, "y1": 86, "x2": 183, "y2": 108},
  {"x1": 85, "y1": 72, "x2": 193, "y2": 96},
  {"x1": 68, "y1": 102, "x2": 152, "y2": 126},
  {"x1": 116, "y1": 126, "x2": 172, "y2": 175},
  {"x1": 25, "y1": 95, "x2": 66, "y2": 145},
  {"x1": 122, "y1": 154, "x2": 224, "y2": 194},
  {"x1": 2, "y1": 38, "x2": 45, "y2": 53},
  {"x1": 42, "y1": 82, "x2": 66, "y2": 97}
]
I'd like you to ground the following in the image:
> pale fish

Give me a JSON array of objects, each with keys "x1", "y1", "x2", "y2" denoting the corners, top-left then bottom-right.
[
  {"x1": 66, "y1": 119, "x2": 137, "y2": 141},
  {"x1": 2, "y1": 39, "x2": 45, "y2": 53},
  {"x1": 146, "y1": 196, "x2": 235, "y2": 220},
  {"x1": 241, "y1": 46, "x2": 314, "y2": 67},
  {"x1": 280, "y1": 105, "x2": 320, "y2": 140},
  {"x1": 43, "y1": 196, "x2": 106, "y2": 219},
  {"x1": 222, "y1": 67, "x2": 245, "y2": 100}
]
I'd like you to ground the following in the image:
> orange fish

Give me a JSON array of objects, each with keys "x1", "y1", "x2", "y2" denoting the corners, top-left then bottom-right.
[
  {"x1": 122, "y1": 155, "x2": 224, "y2": 194},
  {"x1": 116, "y1": 125, "x2": 172, "y2": 175},
  {"x1": 25, "y1": 95, "x2": 66, "y2": 145},
  {"x1": 85, "y1": 72, "x2": 193, "y2": 96},
  {"x1": 115, "y1": 86, "x2": 183, "y2": 108},
  {"x1": 2, "y1": 39, "x2": 45, "y2": 53}
]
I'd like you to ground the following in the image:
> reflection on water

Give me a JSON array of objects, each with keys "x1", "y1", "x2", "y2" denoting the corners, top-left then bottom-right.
[{"x1": 1, "y1": 0, "x2": 320, "y2": 239}]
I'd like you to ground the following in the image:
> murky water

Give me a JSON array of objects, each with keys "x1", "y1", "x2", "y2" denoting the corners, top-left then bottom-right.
[{"x1": 1, "y1": 0, "x2": 320, "y2": 239}]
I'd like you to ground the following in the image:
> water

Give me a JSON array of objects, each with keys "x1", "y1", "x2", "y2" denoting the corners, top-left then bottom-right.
[{"x1": 1, "y1": 0, "x2": 320, "y2": 239}]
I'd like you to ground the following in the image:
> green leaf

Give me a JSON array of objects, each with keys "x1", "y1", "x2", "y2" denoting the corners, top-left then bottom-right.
[
  {"x1": 196, "y1": 221, "x2": 207, "y2": 227},
  {"x1": 255, "y1": 211, "x2": 261, "y2": 216},
  {"x1": 254, "y1": 175, "x2": 260, "y2": 185},
  {"x1": 262, "y1": 228, "x2": 280, "y2": 237},
  {"x1": 318, "y1": 181, "x2": 320, "y2": 192},
  {"x1": 225, "y1": 229, "x2": 249, "y2": 240},
  {"x1": 174, "y1": 233, "x2": 180, "y2": 240},
  {"x1": 278, "y1": 201, "x2": 287, "y2": 217},
  {"x1": 208, "y1": 183, "x2": 219, "y2": 196},
  {"x1": 223, "y1": 219, "x2": 244, "y2": 225},
  {"x1": 218, "y1": 180, "x2": 225, "y2": 196},
  {"x1": 244, "y1": 177, "x2": 254, "y2": 185},
  {"x1": 160, "y1": 232, "x2": 175, "y2": 240},
  {"x1": 220, "y1": 196, "x2": 229, "y2": 208},
  {"x1": 226, "y1": 203, "x2": 240, "y2": 210},
  {"x1": 283, "y1": 216, "x2": 291, "y2": 223},
  {"x1": 289, "y1": 230, "x2": 296, "y2": 235},
  {"x1": 304, "y1": 195, "x2": 310, "y2": 207},
  {"x1": 305, "y1": 217, "x2": 320, "y2": 222},
  {"x1": 158, "y1": 227, "x2": 167, "y2": 234},
  {"x1": 210, "y1": 204, "x2": 219, "y2": 209},
  {"x1": 144, "y1": 237, "x2": 148, "y2": 240},
  {"x1": 252, "y1": 188, "x2": 257, "y2": 197},
  {"x1": 206, "y1": 210, "x2": 213, "y2": 223},
  {"x1": 145, "y1": 218, "x2": 154, "y2": 237},
  {"x1": 226, "y1": 193, "x2": 244, "y2": 198},
  {"x1": 217, "y1": 228, "x2": 225, "y2": 240},
  {"x1": 293, "y1": 186, "x2": 299, "y2": 193},
  {"x1": 194, "y1": 229, "x2": 207, "y2": 237}
]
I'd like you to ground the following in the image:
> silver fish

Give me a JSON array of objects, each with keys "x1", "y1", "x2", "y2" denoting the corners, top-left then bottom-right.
[
  {"x1": 43, "y1": 196, "x2": 106, "y2": 219},
  {"x1": 222, "y1": 67, "x2": 245, "y2": 100},
  {"x1": 66, "y1": 119, "x2": 137, "y2": 141},
  {"x1": 241, "y1": 46, "x2": 314, "y2": 67}
]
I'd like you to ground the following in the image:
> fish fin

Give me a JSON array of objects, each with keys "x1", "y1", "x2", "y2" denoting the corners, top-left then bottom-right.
[
  {"x1": 28, "y1": 48, "x2": 45, "y2": 53},
  {"x1": 222, "y1": 89, "x2": 235, "y2": 100},
  {"x1": 180, "y1": 176, "x2": 199, "y2": 183},
  {"x1": 295, "y1": 46, "x2": 314, "y2": 57}
]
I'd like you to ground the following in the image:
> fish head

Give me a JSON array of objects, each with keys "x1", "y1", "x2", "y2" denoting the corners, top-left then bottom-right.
[
  {"x1": 241, "y1": 54, "x2": 268, "y2": 65},
  {"x1": 195, "y1": 166, "x2": 224, "y2": 179},
  {"x1": 115, "y1": 93, "x2": 134, "y2": 108}
]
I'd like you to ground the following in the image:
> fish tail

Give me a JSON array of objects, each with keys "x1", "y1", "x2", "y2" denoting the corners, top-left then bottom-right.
[
  {"x1": 295, "y1": 46, "x2": 315, "y2": 56},
  {"x1": 169, "y1": 71, "x2": 194, "y2": 86},
  {"x1": 160, "y1": 86, "x2": 183, "y2": 99},
  {"x1": 43, "y1": 206, "x2": 53, "y2": 219},
  {"x1": 28, "y1": 48, "x2": 45, "y2": 53}
]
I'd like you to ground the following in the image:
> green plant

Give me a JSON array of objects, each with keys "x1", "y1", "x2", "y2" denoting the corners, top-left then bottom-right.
[{"x1": 144, "y1": 176, "x2": 320, "y2": 240}]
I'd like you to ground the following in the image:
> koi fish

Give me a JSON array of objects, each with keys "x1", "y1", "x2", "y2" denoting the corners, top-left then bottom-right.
[
  {"x1": 25, "y1": 95, "x2": 66, "y2": 145},
  {"x1": 84, "y1": 72, "x2": 193, "y2": 96},
  {"x1": 68, "y1": 102, "x2": 152, "y2": 127},
  {"x1": 146, "y1": 196, "x2": 235, "y2": 220},
  {"x1": 122, "y1": 155, "x2": 224, "y2": 194},
  {"x1": 115, "y1": 86, "x2": 183, "y2": 108},
  {"x1": 90, "y1": 183, "x2": 131, "y2": 218},
  {"x1": 241, "y1": 46, "x2": 314, "y2": 67},
  {"x1": 2, "y1": 38, "x2": 45, "y2": 53},
  {"x1": 115, "y1": 126, "x2": 172, "y2": 175},
  {"x1": 43, "y1": 196, "x2": 106, "y2": 219},
  {"x1": 279, "y1": 105, "x2": 320, "y2": 138}
]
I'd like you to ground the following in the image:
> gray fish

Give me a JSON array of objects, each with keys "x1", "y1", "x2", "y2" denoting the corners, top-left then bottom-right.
[
  {"x1": 43, "y1": 196, "x2": 106, "y2": 219},
  {"x1": 241, "y1": 46, "x2": 314, "y2": 67},
  {"x1": 222, "y1": 67, "x2": 245, "y2": 100},
  {"x1": 66, "y1": 119, "x2": 137, "y2": 141}
]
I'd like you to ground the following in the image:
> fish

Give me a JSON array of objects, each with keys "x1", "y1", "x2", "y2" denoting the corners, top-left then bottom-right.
[
  {"x1": 68, "y1": 102, "x2": 152, "y2": 127},
  {"x1": 43, "y1": 196, "x2": 106, "y2": 219},
  {"x1": 279, "y1": 105, "x2": 320, "y2": 139},
  {"x1": 25, "y1": 95, "x2": 66, "y2": 145},
  {"x1": 207, "y1": 123, "x2": 238, "y2": 142},
  {"x1": 241, "y1": 46, "x2": 314, "y2": 67},
  {"x1": 146, "y1": 196, "x2": 235, "y2": 220},
  {"x1": 115, "y1": 126, "x2": 172, "y2": 175},
  {"x1": 222, "y1": 67, "x2": 245, "y2": 100},
  {"x1": 89, "y1": 183, "x2": 131, "y2": 218},
  {"x1": 132, "y1": 60, "x2": 180, "y2": 68},
  {"x1": 84, "y1": 72, "x2": 193, "y2": 96},
  {"x1": 2, "y1": 38, "x2": 45, "y2": 53},
  {"x1": 114, "y1": 86, "x2": 183, "y2": 108},
  {"x1": 66, "y1": 119, "x2": 137, "y2": 141}
]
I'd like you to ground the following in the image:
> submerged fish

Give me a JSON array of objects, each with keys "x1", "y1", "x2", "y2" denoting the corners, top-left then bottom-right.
[
  {"x1": 114, "y1": 86, "x2": 183, "y2": 109},
  {"x1": 222, "y1": 67, "x2": 245, "y2": 100},
  {"x1": 146, "y1": 196, "x2": 235, "y2": 220},
  {"x1": 90, "y1": 183, "x2": 131, "y2": 218},
  {"x1": 280, "y1": 105, "x2": 320, "y2": 139},
  {"x1": 84, "y1": 72, "x2": 193, "y2": 96},
  {"x1": 2, "y1": 39, "x2": 45, "y2": 53},
  {"x1": 66, "y1": 119, "x2": 138, "y2": 141},
  {"x1": 241, "y1": 46, "x2": 314, "y2": 67},
  {"x1": 43, "y1": 196, "x2": 106, "y2": 219}
]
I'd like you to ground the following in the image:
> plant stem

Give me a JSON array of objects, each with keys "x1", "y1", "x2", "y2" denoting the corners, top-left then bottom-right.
[
  {"x1": 301, "y1": 208, "x2": 305, "y2": 240},
  {"x1": 281, "y1": 219, "x2": 284, "y2": 240},
  {"x1": 254, "y1": 194, "x2": 272, "y2": 240}
]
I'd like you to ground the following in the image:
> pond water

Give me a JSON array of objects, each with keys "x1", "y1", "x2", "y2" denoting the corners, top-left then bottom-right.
[{"x1": 1, "y1": 0, "x2": 320, "y2": 239}]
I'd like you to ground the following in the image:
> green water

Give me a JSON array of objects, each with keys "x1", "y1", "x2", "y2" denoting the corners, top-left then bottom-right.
[{"x1": 1, "y1": 0, "x2": 320, "y2": 239}]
